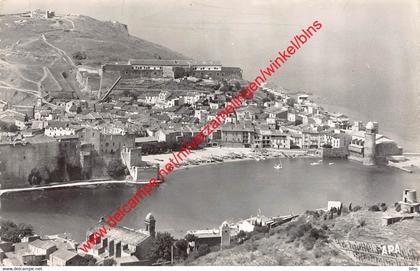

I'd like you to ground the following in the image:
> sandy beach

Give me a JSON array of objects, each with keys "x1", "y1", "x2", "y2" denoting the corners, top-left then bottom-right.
[
  {"x1": 141, "y1": 147, "x2": 312, "y2": 169},
  {"x1": 387, "y1": 154, "x2": 420, "y2": 174}
]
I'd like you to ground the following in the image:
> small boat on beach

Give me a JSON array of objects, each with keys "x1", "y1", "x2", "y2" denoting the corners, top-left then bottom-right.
[
  {"x1": 212, "y1": 155, "x2": 224, "y2": 162},
  {"x1": 310, "y1": 162, "x2": 320, "y2": 166},
  {"x1": 329, "y1": 162, "x2": 335, "y2": 165}
]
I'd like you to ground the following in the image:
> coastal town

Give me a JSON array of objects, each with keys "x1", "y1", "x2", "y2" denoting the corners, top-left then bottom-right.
[
  {"x1": 0, "y1": 12, "x2": 408, "y2": 191},
  {"x1": 0, "y1": 7, "x2": 419, "y2": 267}
]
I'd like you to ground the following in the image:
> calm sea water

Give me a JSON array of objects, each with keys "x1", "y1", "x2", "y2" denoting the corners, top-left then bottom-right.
[{"x1": 1, "y1": 158, "x2": 419, "y2": 241}]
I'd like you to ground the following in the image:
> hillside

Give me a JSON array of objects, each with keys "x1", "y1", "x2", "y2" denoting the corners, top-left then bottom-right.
[
  {"x1": 0, "y1": 10, "x2": 187, "y2": 105},
  {"x1": 187, "y1": 208, "x2": 420, "y2": 266}
]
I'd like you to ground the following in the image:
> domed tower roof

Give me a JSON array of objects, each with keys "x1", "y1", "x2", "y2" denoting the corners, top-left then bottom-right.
[
  {"x1": 220, "y1": 221, "x2": 229, "y2": 227},
  {"x1": 366, "y1": 121, "x2": 374, "y2": 130},
  {"x1": 145, "y1": 212, "x2": 155, "y2": 221}
]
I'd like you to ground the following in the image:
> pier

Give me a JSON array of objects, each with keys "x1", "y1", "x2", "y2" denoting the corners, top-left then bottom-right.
[{"x1": 0, "y1": 179, "x2": 162, "y2": 197}]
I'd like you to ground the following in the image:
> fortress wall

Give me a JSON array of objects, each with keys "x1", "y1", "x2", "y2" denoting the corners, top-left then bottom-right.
[
  {"x1": 321, "y1": 147, "x2": 349, "y2": 158},
  {"x1": 0, "y1": 140, "x2": 82, "y2": 189}
]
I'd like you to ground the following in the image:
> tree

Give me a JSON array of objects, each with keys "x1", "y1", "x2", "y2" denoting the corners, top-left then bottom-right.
[
  {"x1": 28, "y1": 168, "x2": 42, "y2": 186},
  {"x1": 150, "y1": 232, "x2": 175, "y2": 262},
  {"x1": 107, "y1": 159, "x2": 127, "y2": 179},
  {"x1": 72, "y1": 51, "x2": 87, "y2": 60},
  {"x1": 236, "y1": 230, "x2": 246, "y2": 240},
  {"x1": 184, "y1": 233, "x2": 198, "y2": 243},
  {"x1": 174, "y1": 239, "x2": 188, "y2": 260},
  {"x1": 0, "y1": 121, "x2": 18, "y2": 132},
  {"x1": 261, "y1": 97, "x2": 271, "y2": 104},
  {"x1": 286, "y1": 97, "x2": 296, "y2": 107},
  {"x1": 0, "y1": 220, "x2": 33, "y2": 243},
  {"x1": 368, "y1": 205, "x2": 380, "y2": 212},
  {"x1": 83, "y1": 255, "x2": 97, "y2": 266},
  {"x1": 234, "y1": 81, "x2": 241, "y2": 91},
  {"x1": 101, "y1": 258, "x2": 115, "y2": 266},
  {"x1": 27, "y1": 167, "x2": 50, "y2": 186}
]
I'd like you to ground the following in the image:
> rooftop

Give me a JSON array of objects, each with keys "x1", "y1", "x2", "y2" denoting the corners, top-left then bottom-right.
[
  {"x1": 50, "y1": 249, "x2": 79, "y2": 261},
  {"x1": 30, "y1": 239, "x2": 57, "y2": 250},
  {"x1": 187, "y1": 229, "x2": 220, "y2": 239},
  {"x1": 89, "y1": 223, "x2": 150, "y2": 246}
]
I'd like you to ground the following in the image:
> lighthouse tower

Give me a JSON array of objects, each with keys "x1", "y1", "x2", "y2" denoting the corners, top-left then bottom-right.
[
  {"x1": 145, "y1": 213, "x2": 156, "y2": 238},
  {"x1": 363, "y1": 121, "x2": 377, "y2": 166}
]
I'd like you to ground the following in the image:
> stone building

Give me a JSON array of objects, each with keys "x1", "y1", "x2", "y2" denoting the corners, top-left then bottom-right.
[
  {"x1": 101, "y1": 59, "x2": 242, "y2": 82},
  {"x1": 363, "y1": 121, "x2": 376, "y2": 165},
  {"x1": 187, "y1": 221, "x2": 232, "y2": 250},
  {"x1": 0, "y1": 135, "x2": 83, "y2": 189},
  {"x1": 218, "y1": 123, "x2": 255, "y2": 148},
  {"x1": 220, "y1": 222, "x2": 230, "y2": 249},
  {"x1": 48, "y1": 250, "x2": 87, "y2": 266},
  {"x1": 348, "y1": 121, "x2": 402, "y2": 165},
  {"x1": 45, "y1": 10, "x2": 55, "y2": 19},
  {"x1": 86, "y1": 213, "x2": 156, "y2": 263},
  {"x1": 120, "y1": 147, "x2": 160, "y2": 181},
  {"x1": 79, "y1": 128, "x2": 135, "y2": 155},
  {"x1": 348, "y1": 121, "x2": 377, "y2": 165}
]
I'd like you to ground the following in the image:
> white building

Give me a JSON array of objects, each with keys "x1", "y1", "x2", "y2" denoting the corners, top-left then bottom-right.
[{"x1": 45, "y1": 122, "x2": 81, "y2": 137}]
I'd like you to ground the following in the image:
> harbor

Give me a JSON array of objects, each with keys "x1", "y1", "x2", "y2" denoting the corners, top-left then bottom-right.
[{"x1": 1, "y1": 157, "x2": 418, "y2": 242}]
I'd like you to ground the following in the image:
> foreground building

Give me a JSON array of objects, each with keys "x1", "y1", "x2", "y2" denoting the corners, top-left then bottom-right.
[
  {"x1": 85, "y1": 213, "x2": 156, "y2": 264},
  {"x1": 1, "y1": 235, "x2": 86, "y2": 266},
  {"x1": 400, "y1": 189, "x2": 420, "y2": 214}
]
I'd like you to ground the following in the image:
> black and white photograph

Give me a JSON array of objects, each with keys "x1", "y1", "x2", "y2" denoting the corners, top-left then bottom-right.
[{"x1": 0, "y1": 0, "x2": 419, "y2": 268}]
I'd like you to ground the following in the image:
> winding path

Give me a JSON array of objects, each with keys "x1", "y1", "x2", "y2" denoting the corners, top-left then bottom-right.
[
  {"x1": 41, "y1": 34, "x2": 76, "y2": 69},
  {"x1": 0, "y1": 81, "x2": 57, "y2": 108}
]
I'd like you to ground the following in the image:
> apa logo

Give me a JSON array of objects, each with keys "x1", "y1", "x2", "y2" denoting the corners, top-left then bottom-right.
[{"x1": 381, "y1": 244, "x2": 401, "y2": 255}]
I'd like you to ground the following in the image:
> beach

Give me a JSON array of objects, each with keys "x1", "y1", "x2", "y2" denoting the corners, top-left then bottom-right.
[
  {"x1": 141, "y1": 147, "x2": 313, "y2": 169},
  {"x1": 387, "y1": 154, "x2": 420, "y2": 174}
]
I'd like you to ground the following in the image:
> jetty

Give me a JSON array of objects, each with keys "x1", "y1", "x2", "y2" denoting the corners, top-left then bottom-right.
[{"x1": 0, "y1": 179, "x2": 162, "y2": 197}]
